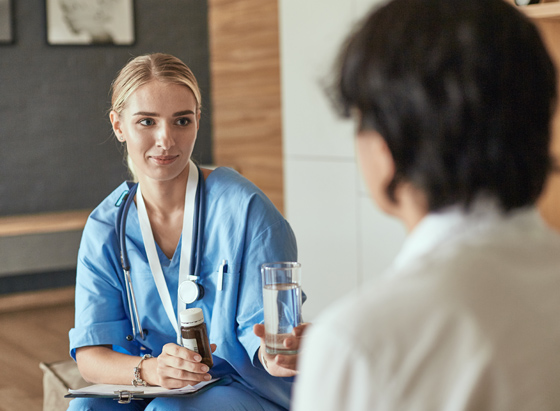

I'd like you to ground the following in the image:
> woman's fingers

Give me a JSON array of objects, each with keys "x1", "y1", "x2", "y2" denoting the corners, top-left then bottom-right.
[
  {"x1": 275, "y1": 354, "x2": 298, "y2": 371},
  {"x1": 253, "y1": 323, "x2": 265, "y2": 338},
  {"x1": 160, "y1": 344, "x2": 208, "y2": 372},
  {"x1": 292, "y1": 322, "x2": 311, "y2": 337},
  {"x1": 283, "y1": 323, "x2": 310, "y2": 351},
  {"x1": 253, "y1": 322, "x2": 313, "y2": 377},
  {"x1": 157, "y1": 343, "x2": 212, "y2": 388}
]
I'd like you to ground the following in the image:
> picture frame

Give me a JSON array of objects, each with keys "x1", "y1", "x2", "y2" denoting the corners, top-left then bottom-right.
[
  {"x1": 46, "y1": 0, "x2": 135, "y2": 46},
  {"x1": 0, "y1": 0, "x2": 14, "y2": 44}
]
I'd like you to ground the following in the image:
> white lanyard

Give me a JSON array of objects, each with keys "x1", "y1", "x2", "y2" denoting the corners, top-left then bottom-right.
[{"x1": 136, "y1": 160, "x2": 199, "y2": 344}]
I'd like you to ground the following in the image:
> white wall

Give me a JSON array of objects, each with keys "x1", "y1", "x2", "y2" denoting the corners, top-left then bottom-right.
[{"x1": 279, "y1": 0, "x2": 407, "y2": 321}]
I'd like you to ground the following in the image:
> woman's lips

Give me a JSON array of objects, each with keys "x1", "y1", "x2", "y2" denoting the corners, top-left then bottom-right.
[{"x1": 150, "y1": 155, "x2": 179, "y2": 165}]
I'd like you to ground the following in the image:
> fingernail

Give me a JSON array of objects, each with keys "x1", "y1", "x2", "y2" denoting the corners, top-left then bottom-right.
[
  {"x1": 204, "y1": 374, "x2": 211, "y2": 380},
  {"x1": 194, "y1": 355, "x2": 202, "y2": 362},
  {"x1": 201, "y1": 365, "x2": 209, "y2": 372}
]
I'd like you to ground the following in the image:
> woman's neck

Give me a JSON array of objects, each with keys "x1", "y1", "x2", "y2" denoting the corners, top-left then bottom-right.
[
  {"x1": 392, "y1": 181, "x2": 429, "y2": 232},
  {"x1": 137, "y1": 169, "x2": 189, "y2": 216}
]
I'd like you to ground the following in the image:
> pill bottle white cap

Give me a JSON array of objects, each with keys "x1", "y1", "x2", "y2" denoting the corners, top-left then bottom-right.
[{"x1": 180, "y1": 307, "x2": 204, "y2": 327}]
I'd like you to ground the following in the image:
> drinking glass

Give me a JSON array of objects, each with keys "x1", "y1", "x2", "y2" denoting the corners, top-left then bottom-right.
[{"x1": 261, "y1": 262, "x2": 303, "y2": 355}]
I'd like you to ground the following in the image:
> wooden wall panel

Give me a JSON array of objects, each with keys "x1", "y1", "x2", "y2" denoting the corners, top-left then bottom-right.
[{"x1": 208, "y1": 0, "x2": 284, "y2": 213}]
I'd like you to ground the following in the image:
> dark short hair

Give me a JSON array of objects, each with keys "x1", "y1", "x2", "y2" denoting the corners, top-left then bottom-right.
[{"x1": 335, "y1": 0, "x2": 557, "y2": 212}]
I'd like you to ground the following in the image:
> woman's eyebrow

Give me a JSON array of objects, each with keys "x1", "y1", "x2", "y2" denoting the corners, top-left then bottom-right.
[
  {"x1": 173, "y1": 110, "x2": 195, "y2": 116},
  {"x1": 132, "y1": 111, "x2": 158, "y2": 116},
  {"x1": 131, "y1": 110, "x2": 195, "y2": 117}
]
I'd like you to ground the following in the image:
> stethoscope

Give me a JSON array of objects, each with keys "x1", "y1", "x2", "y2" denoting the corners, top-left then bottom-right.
[{"x1": 115, "y1": 161, "x2": 206, "y2": 343}]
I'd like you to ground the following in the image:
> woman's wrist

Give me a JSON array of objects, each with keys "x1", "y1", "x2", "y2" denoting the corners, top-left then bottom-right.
[
  {"x1": 132, "y1": 354, "x2": 153, "y2": 386},
  {"x1": 134, "y1": 356, "x2": 158, "y2": 387}
]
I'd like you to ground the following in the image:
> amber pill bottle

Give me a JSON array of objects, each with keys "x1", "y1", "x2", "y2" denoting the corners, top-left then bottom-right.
[{"x1": 180, "y1": 308, "x2": 213, "y2": 368}]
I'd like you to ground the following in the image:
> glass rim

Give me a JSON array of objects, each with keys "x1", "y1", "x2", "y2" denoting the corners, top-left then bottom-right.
[{"x1": 261, "y1": 261, "x2": 301, "y2": 270}]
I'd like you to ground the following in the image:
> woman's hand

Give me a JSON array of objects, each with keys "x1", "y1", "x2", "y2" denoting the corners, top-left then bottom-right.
[
  {"x1": 253, "y1": 323, "x2": 311, "y2": 377},
  {"x1": 153, "y1": 342, "x2": 217, "y2": 389}
]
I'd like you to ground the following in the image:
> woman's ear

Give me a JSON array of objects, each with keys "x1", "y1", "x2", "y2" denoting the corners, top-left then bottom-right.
[
  {"x1": 109, "y1": 110, "x2": 125, "y2": 141},
  {"x1": 356, "y1": 130, "x2": 397, "y2": 213},
  {"x1": 357, "y1": 130, "x2": 395, "y2": 188},
  {"x1": 196, "y1": 110, "x2": 201, "y2": 131},
  {"x1": 357, "y1": 130, "x2": 428, "y2": 229},
  {"x1": 374, "y1": 135, "x2": 395, "y2": 186}
]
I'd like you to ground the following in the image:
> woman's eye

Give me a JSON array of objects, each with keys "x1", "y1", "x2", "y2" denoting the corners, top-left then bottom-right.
[
  {"x1": 176, "y1": 117, "x2": 191, "y2": 126},
  {"x1": 139, "y1": 118, "x2": 154, "y2": 126}
]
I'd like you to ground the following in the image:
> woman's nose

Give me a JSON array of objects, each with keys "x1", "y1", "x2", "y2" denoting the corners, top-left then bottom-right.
[{"x1": 156, "y1": 124, "x2": 174, "y2": 150}]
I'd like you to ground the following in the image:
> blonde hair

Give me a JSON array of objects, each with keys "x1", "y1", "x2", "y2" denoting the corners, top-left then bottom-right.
[
  {"x1": 111, "y1": 53, "x2": 202, "y2": 114},
  {"x1": 110, "y1": 53, "x2": 202, "y2": 180}
]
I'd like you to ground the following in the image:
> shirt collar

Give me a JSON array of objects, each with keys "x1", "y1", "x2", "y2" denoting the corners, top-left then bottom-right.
[{"x1": 389, "y1": 198, "x2": 538, "y2": 277}]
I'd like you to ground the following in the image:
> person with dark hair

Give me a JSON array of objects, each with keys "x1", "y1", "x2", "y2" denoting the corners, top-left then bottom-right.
[{"x1": 293, "y1": 0, "x2": 560, "y2": 409}]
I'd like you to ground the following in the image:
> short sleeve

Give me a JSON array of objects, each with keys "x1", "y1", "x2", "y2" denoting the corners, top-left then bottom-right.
[{"x1": 69, "y1": 215, "x2": 140, "y2": 359}]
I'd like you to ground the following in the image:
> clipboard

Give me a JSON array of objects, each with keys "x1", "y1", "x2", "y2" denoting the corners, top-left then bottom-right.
[{"x1": 65, "y1": 377, "x2": 229, "y2": 404}]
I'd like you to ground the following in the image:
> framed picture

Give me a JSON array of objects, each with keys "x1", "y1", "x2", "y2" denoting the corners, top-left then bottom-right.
[
  {"x1": 0, "y1": 0, "x2": 14, "y2": 44},
  {"x1": 46, "y1": 0, "x2": 135, "y2": 46}
]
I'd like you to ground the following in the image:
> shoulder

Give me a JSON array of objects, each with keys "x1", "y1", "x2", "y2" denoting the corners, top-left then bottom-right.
[
  {"x1": 83, "y1": 181, "x2": 132, "y2": 239},
  {"x1": 205, "y1": 167, "x2": 283, "y2": 221},
  {"x1": 310, "y1": 265, "x2": 479, "y2": 355},
  {"x1": 303, "y1": 271, "x2": 488, "y2": 381},
  {"x1": 203, "y1": 167, "x2": 296, "y2": 254},
  {"x1": 77, "y1": 182, "x2": 132, "y2": 272},
  {"x1": 310, "y1": 208, "x2": 560, "y2": 360},
  {"x1": 206, "y1": 167, "x2": 267, "y2": 198}
]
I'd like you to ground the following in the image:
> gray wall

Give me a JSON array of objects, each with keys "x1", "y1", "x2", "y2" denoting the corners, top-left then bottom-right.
[
  {"x1": 0, "y1": 0, "x2": 212, "y2": 217},
  {"x1": 0, "y1": 0, "x2": 212, "y2": 294}
]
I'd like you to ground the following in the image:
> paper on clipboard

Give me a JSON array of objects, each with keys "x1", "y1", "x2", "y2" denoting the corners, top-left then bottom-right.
[{"x1": 68, "y1": 378, "x2": 219, "y2": 397}]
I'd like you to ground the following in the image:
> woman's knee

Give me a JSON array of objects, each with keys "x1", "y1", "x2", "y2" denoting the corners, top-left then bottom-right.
[
  {"x1": 146, "y1": 383, "x2": 282, "y2": 411},
  {"x1": 66, "y1": 397, "x2": 148, "y2": 411}
]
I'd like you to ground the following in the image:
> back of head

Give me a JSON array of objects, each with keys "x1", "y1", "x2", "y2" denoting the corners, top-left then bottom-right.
[{"x1": 336, "y1": 0, "x2": 557, "y2": 212}]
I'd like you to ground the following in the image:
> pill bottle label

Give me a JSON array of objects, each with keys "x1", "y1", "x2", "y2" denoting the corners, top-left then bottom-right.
[{"x1": 182, "y1": 338, "x2": 200, "y2": 353}]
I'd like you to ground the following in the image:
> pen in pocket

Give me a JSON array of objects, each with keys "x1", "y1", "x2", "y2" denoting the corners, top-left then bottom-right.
[{"x1": 218, "y1": 260, "x2": 228, "y2": 291}]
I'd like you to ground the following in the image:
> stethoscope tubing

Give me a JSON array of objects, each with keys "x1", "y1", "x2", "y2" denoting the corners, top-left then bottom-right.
[
  {"x1": 116, "y1": 182, "x2": 146, "y2": 340},
  {"x1": 119, "y1": 183, "x2": 138, "y2": 272},
  {"x1": 192, "y1": 166, "x2": 205, "y2": 279}
]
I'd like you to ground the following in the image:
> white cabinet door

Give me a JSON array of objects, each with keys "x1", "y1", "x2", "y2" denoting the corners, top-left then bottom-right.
[
  {"x1": 354, "y1": 0, "x2": 386, "y2": 19},
  {"x1": 285, "y1": 158, "x2": 359, "y2": 320},
  {"x1": 280, "y1": 0, "x2": 356, "y2": 159}
]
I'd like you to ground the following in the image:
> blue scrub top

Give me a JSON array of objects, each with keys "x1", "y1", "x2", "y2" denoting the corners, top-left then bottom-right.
[{"x1": 69, "y1": 167, "x2": 298, "y2": 409}]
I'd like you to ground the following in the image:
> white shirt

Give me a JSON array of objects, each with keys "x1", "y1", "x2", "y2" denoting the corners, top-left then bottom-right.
[{"x1": 293, "y1": 202, "x2": 560, "y2": 411}]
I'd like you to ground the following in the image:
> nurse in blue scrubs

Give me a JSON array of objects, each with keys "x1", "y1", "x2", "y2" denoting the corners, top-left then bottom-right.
[{"x1": 68, "y1": 53, "x2": 305, "y2": 411}]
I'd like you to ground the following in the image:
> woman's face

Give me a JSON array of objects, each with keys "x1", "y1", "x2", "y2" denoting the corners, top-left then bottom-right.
[{"x1": 111, "y1": 80, "x2": 200, "y2": 184}]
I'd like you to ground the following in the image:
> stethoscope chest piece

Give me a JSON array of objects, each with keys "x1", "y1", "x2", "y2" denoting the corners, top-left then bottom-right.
[{"x1": 179, "y1": 280, "x2": 204, "y2": 304}]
